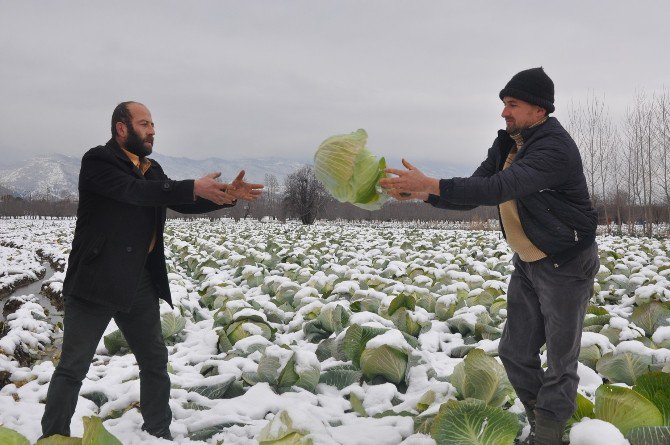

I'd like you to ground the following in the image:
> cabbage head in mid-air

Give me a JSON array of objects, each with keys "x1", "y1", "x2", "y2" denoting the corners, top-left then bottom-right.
[{"x1": 314, "y1": 129, "x2": 389, "y2": 210}]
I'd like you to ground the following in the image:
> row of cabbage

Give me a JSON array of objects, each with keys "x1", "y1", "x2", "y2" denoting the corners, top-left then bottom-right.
[
  {"x1": 2, "y1": 218, "x2": 670, "y2": 443},
  {"x1": 154, "y1": 220, "x2": 670, "y2": 444},
  {"x1": 0, "y1": 220, "x2": 73, "y2": 416}
]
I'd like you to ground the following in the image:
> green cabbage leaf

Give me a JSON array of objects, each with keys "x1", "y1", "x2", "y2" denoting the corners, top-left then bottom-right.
[{"x1": 314, "y1": 129, "x2": 388, "y2": 210}]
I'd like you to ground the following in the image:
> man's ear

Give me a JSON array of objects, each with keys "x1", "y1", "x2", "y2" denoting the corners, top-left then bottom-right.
[{"x1": 115, "y1": 121, "x2": 127, "y2": 138}]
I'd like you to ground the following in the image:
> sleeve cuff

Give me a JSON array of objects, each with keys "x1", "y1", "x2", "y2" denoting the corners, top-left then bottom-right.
[
  {"x1": 189, "y1": 179, "x2": 197, "y2": 201},
  {"x1": 426, "y1": 194, "x2": 441, "y2": 205},
  {"x1": 425, "y1": 179, "x2": 454, "y2": 203},
  {"x1": 439, "y1": 178, "x2": 454, "y2": 196}
]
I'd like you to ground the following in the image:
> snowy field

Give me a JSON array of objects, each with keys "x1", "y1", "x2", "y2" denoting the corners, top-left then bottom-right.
[{"x1": 1, "y1": 218, "x2": 670, "y2": 444}]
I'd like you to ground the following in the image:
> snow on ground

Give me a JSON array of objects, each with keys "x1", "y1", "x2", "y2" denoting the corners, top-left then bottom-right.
[
  {"x1": 0, "y1": 245, "x2": 45, "y2": 297},
  {"x1": 0, "y1": 219, "x2": 669, "y2": 444},
  {"x1": 569, "y1": 418, "x2": 629, "y2": 445}
]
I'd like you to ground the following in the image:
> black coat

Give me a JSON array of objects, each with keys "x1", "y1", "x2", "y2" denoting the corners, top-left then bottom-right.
[
  {"x1": 62, "y1": 139, "x2": 232, "y2": 311},
  {"x1": 427, "y1": 117, "x2": 597, "y2": 266}
]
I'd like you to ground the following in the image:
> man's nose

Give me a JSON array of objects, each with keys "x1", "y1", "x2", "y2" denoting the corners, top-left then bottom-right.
[{"x1": 501, "y1": 107, "x2": 510, "y2": 118}]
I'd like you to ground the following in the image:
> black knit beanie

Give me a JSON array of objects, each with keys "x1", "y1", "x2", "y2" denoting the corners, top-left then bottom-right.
[{"x1": 499, "y1": 67, "x2": 555, "y2": 114}]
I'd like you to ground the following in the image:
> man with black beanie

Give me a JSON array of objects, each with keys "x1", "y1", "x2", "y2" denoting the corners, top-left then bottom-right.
[{"x1": 380, "y1": 67, "x2": 599, "y2": 445}]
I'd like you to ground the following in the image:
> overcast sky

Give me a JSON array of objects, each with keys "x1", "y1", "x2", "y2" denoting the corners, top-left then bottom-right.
[{"x1": 1, "y1": 1, "x2": 669, "y2": 171}]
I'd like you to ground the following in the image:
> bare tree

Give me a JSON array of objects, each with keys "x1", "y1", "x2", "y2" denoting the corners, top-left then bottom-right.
[
  {"x1": 283, "y1": 165, "x2": 328, "y2": 224},
  {"x1": 625, "y1": 128, "x2": 640, "y2": 234},
  {"x1": 656, "y1": 88, "x2": 670, "y2": 229},
  {"x1": 608, "y1": 131, "x2": 627, "y2": 234},
  {"x1": 568, "y1": 93, "x2": 603, "y2": 207},
  {"x1": 596, "y1": 104, "x2": 616, "y2": 233},
  {"x1": 624, "y1": 95, "x2": 642, "y2": 234},
  {"x1": 643, "y1": 93, "x2": 658, "y2": 236},
  {"x1": 624, "y1": 92, "x2": 658, "y2": 236},
  {"x1": 264, "y1": 173, "x2": 280, "y2": 218}
]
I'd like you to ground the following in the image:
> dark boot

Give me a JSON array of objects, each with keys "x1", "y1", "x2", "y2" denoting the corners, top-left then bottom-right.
[
  {"x1": 535, "y1": 413, "x2": 566, "y2": 445},
  {"x1": 519, "y1": 400, "x2": 536, "y2": 444},
  {"x1": 154, "y1": 431, "x2": 173, "y2": 441},
  {"x1": 142, "y1": 425, "x2": 173, "y2": 441}
]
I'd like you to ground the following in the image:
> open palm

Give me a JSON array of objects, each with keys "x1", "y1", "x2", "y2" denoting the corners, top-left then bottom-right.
[{"x1": 228, "y1": 170, "x2": 264, "y2": 201}]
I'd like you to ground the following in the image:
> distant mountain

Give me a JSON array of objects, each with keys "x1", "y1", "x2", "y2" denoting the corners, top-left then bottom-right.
[
  {"x1": 0, "y1": 154, "x2": 81, "y2": 200},
  {"x1": 148, "y1": 153, "x2": 307, "y2": 185},
  {"x1": 0, "y1": 151, "x2": 473, "y2": 200},
  {"x1": 382, "y1": 156, "x2": 472, "y2": 182},
  {"x1": 0, "y1": 184, "x2": 13, "y2": 197},
  {"x1": 0, "y1": 152, "x2": 308, "y2": 199}
]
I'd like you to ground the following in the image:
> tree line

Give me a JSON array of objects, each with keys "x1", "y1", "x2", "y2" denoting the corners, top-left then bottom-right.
[
  {"x1": 567, "y1": 88, "x2": 670, "y2": 236},
  {"x1": 0, "y1": 172, "x2": 497, "y2": 225}
]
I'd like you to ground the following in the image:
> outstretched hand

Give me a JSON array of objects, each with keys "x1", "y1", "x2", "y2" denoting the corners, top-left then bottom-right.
[
  {"x1": 378, "y1": 159, "x2": 440, "y2": 201},
  {"x1": 193, "y1": 172, "x2": 236, "y2": 205},
  {"x1": 227, "y1": 170, "x2": 264, "y2": 201}
]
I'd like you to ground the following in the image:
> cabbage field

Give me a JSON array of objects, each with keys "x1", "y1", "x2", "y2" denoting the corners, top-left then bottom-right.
[{"x1": 1, "y1": 218, "x2": 670, "y2": 444}]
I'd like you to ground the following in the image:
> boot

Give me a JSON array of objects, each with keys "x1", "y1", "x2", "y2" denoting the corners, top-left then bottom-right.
[
  {"x1": 142, "y1": 425, "x2": 173, "y2": 441},
  {"x1": 535, "y1": 413, "x2": 567, "y2": 445},
  {"x1": 519, "y1": 400, "x2": 536, "y2": 444}
]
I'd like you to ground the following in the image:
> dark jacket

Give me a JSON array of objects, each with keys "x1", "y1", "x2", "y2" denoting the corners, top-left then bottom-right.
[
  {"x1": 427, "y1": 117, "x2": 597, "y2": 266},
  {"x1": 62, "y1": 139, "x2": 232, "y2": 311}
]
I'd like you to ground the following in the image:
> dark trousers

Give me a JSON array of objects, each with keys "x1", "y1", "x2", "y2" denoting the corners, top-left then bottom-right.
[
  {"x1": 498, "y1": 242, "x2": 599, "y2": 422},
  {"x1": 41, "y1": 268, "x2": 172, "y2": 438}
]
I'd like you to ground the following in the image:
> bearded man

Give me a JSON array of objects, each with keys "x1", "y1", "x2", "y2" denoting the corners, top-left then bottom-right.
[{"x1": 41, "y1": 101, "x2": 262, "y2": 440}]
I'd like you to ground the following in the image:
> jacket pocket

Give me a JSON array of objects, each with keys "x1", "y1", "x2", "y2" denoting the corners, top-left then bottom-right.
[
  {"x1": 83, "y1": 234, "x2": 106, "y2": 264},
  {"x1": 545, "y1": 207, "x2": 577, "y2": 243}
]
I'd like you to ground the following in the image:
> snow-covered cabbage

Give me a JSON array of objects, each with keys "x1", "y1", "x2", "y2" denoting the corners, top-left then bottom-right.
[
  {"x1": 595, "y1": 351, "x2": 651, "y2": 385},
  {"x1": 359, "y1": 344, "x2": 408, "y2": 384},
  {"x1": 430, "y1": 399, "x2": 520, "y2": 445},
  {"x1": 450, "y1": 348, "x2": 514, "y2": 407},
  {"x1": 595, "y1": 384, "x2": 663, "y2": 436},
  {"x1": 314, "y1": 129, "x2": 388, "y2": 210},
  {"x1": 302, "y1": 303, "x2": 351, "y2": 342},
  {"x1": 341, "y1": 324, "x2": 416, "y2": 384},
  {"x1": 32, "y1": 416, "x2": 122, "y2": 444},
  {"x1": 256, "y1": 346, "x2": 321, "y2": 392},
  {"x1": 579, "y1": 344, "x2": 603, "y2": 370},
  {"x1": 630, "y1": 301, "x2": 670, "y2": 337},
  {"x1": 82, "y1": 415, "x2": 123, "y2": 444},
  {"x1": 257, "y1": 409, "x2": 328, "y2": 444},
  {"x1": 584, "y1": 373, "x2": 670, "y2": 440},
  {"x1": 378, "y1": 294, "x2": 425, "y2": 337},
  {"x1": 217, "y1": 312, "x2": 274, "y2": 353},
  {"x1": 104, "y1": 313, "x2": 186, "y2": 354}
]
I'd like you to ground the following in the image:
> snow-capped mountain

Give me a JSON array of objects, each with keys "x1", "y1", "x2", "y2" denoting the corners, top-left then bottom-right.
[
  {"x1": 0, "y1": 154, "x2": 81, "y2": 200},
  {"x1": 0, "y1": 152, "x2": 308, "y2": 199},
  {"x1": 148, "y1": 153, "x2": 306, "y2": 185},
  {"x1": 0, "y1": 152, "x2": 471, "y2": 200}
]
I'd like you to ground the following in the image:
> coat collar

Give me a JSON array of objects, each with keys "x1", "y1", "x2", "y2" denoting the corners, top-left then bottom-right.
[
  {"x1": 497, "y1": 116, "x2": 558, "y2": 151},
  {"x1": 518, "y1": 116, "x2": 553, "y2": 141},
  {"x1": 105, "y1": 138, "x2": 151, "y2": 179},
  {"x1": 495, "y1": 117, "x2": 559, "y2": 170},
  {"x1": 498, "y1": 116, "x2": 556, "y2": 140}
]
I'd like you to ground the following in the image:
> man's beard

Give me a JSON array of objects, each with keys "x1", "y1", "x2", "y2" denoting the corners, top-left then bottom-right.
[
  {"x1": 125, "y1": 125, "x2": 152, "y2": 157},
  {"x1": 506, "y1": 121, "x2": 522, "y2": 134}
]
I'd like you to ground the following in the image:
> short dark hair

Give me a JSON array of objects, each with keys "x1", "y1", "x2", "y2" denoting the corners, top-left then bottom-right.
[{"x1": 111, "y1": 101, "x2": 138, "y2": 137}]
